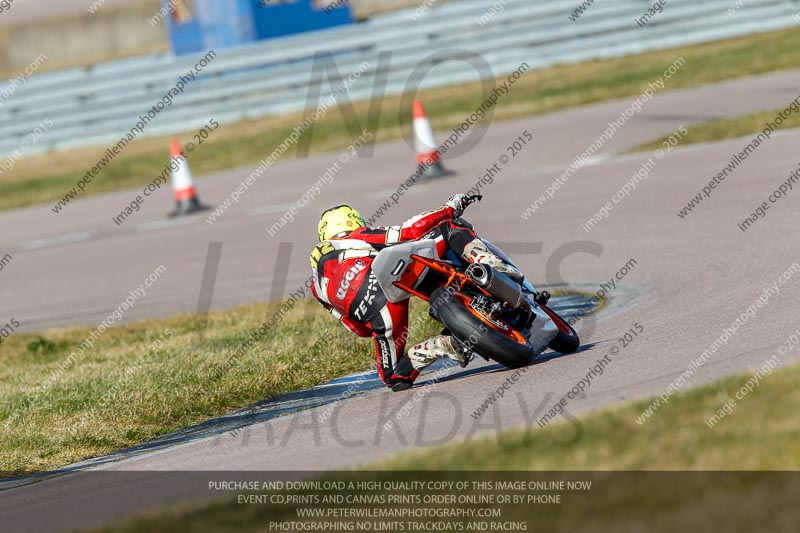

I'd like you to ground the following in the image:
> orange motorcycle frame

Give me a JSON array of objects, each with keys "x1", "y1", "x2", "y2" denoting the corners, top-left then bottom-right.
[
  {"x1": 391, "y1": 254, "x2": 491, "y2": 302},
  {"x1": 393, "y1": 254, "x2": 528, "y2": 345}
]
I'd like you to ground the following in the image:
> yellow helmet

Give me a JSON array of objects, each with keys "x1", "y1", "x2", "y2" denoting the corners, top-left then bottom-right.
[{"x1": 317, "y1": 205, "x2": 366, "y2": 241}]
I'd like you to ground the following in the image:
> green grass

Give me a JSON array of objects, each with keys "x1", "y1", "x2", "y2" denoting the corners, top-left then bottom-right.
[
  {"x1": 627, "y1": 106, "x2": 800, "y2": 153},
  {"x1": 84, "y1": 363, "x2": 800, "y2": 533},
  {"x1": 5, "y1": 27, "x2": 800, "y2": 211},
  {"x1": 0, "y1": 298, "x2": 443, "y2": 477}
]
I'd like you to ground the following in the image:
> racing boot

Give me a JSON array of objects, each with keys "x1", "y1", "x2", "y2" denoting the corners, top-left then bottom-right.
[
  {"x1": 462, "y1": 239, "x2": 525, "y2": 284},
  {"x1": 408, "y1": 335, "x2": 469, "y2": 369}
]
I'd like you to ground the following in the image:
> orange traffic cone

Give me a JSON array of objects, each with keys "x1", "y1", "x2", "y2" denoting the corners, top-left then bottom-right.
[
  {"x1": 169, "y1": 139, "x2": 208, "y2": 217},
  {"x1": 413, "y1": 99, "x2": 453, "y2": 179}
]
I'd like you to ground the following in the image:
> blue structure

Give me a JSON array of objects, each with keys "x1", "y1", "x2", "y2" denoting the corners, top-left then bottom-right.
[{"x1": 167, "y1": 0, "x2": 353, "y2": 55}]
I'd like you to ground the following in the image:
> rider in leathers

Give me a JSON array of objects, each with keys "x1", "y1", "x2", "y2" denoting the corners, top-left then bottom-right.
[{"x1": 310, "y1": 193, "x2": 523, "y2": 391}]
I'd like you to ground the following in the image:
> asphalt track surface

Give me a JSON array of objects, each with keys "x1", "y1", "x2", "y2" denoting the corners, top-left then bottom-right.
[{"x1": 2, "y1": 69, "x2": 800, "y2": 531}]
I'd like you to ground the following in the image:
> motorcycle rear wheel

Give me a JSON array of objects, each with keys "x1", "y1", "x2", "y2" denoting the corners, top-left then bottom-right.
[{"x1": 429, "y1": 287, "x2": 534, "y2": 369}]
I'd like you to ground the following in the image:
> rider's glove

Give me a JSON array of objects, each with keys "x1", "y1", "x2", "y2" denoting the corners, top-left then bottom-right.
[{"x1": 444, "y1": 193, "x2": 469, "y2": 218}]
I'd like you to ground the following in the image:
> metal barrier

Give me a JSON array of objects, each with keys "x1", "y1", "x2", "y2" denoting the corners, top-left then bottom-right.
[{"x1": 1, "y1": 0, "x2": 798, "y2": 157}]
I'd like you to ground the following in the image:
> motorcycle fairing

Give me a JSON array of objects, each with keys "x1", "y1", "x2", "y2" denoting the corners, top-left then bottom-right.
[{"x1": 372, "y1": 239, "x2": 438, "y2": 303}]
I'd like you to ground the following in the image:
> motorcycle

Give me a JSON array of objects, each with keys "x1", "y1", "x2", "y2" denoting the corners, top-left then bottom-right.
[{"x1": 371, "y1": 195, "x2": 580, "y2": 369}]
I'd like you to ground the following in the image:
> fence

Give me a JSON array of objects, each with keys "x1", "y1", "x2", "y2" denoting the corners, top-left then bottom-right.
[{"x1": 1, "y1": 0, "x2": 797, "y2": 157}]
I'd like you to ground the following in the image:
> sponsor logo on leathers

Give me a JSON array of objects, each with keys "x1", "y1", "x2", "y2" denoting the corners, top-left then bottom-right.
[
  {"x1": 336, "y1": 260, "x2": 367, "y2": 302},
  {"x1": 354, "y1": 274, "x2": 380, "y2": 320}
]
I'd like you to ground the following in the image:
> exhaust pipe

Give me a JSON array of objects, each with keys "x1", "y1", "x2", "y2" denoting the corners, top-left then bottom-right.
[{"x1": 465, "y1": 263, "x2": 524, "y2": 309}]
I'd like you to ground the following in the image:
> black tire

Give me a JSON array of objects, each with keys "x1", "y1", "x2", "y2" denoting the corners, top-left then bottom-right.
[
  {"x1": 429, "y1": 287, "x2": 534, "y2": 369},
  {"x1": 540, "y1": 303, "x2": 580, "y2": 354}
]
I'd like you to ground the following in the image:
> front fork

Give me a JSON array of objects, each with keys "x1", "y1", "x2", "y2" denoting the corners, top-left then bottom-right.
[{"x1": 521, "y1": 290, "x2": 558, "y2": 354}]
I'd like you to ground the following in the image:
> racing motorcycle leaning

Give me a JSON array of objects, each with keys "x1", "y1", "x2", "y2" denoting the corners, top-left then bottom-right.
[{"x1": 371, "y1": 195, "x2": 580, "y2": 369}]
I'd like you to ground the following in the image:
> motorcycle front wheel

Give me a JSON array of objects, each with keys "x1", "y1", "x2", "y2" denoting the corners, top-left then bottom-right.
[{"x1": 539, "y1": 303, "x2": 581, "y2": 354}]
